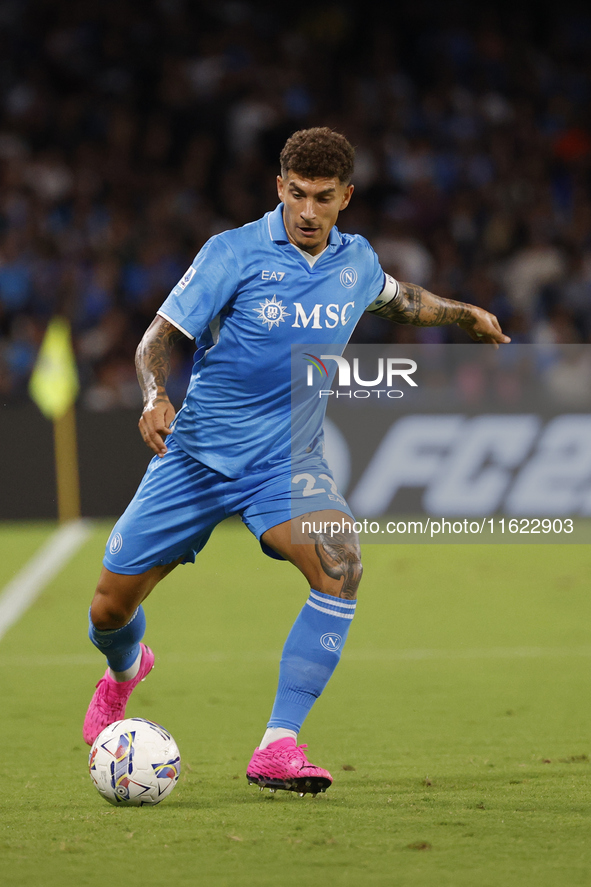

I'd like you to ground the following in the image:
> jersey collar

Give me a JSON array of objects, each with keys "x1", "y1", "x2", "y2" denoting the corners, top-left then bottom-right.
[{"x1": 267, "y1": 203, "x2": 343, "y2": 249}]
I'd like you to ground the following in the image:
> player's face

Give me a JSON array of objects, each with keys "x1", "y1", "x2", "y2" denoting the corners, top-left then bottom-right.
[{"x1": 277, "y1": 171, "x2": 354, "y2": 255}]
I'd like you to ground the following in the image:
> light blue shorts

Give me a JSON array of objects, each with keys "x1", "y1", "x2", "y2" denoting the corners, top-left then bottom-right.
[{"x1": 103, "y1": 436, "x2": 352, "y2": 575}]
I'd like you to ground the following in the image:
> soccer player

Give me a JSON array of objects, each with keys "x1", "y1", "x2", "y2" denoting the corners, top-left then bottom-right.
[{"x1": 83, "y1": 127, "x2": 509, "y2": 796}]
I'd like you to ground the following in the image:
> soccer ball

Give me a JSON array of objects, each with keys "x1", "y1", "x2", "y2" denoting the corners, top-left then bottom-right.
[{"x1": 89, "y1": 718, "x2": 181, "y2": 806}]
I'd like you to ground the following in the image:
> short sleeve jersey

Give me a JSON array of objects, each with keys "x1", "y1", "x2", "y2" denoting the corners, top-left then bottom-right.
[{"x1": 158, "y1": 204, "x2": 386, "y2": 478}]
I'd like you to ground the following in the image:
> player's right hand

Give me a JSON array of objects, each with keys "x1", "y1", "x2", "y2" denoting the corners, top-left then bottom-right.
[{"x1": 138, "y1": 398, "x2": 176, "y2": 457}]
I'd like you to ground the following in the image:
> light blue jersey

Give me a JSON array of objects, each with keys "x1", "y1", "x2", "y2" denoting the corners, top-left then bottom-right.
[{"x1": 158, "y1": 203, "x2": 386, "y2": 478}]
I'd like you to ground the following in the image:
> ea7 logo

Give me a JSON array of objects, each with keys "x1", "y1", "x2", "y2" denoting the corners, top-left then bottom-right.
[{"x1": 261, "y1": 270, "x2": 286, "y2": 281}]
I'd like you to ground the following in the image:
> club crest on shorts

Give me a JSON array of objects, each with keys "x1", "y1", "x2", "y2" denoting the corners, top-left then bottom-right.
[
  {"x1": 320, "y1": 632, "x2": 342, "y2": 651},
  {"x1": 109, "y1": 532, "x2": 123, "y2": 555}
]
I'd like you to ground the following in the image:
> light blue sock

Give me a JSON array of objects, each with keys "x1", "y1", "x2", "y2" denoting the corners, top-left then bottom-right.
[
  {"x1": 88, "y1": 605, "x2": 146, "y2": 672},
  {"x1": 267, "y1": 589, "x2": 357, "y2": 733}
]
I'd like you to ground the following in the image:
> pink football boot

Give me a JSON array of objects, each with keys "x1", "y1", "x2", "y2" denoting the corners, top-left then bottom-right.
[
  {"x1": 246, "y1": 737, "x2": 332, "y2": 796},
  {"x1": 83, "y1": 643, "x2": 155, "y2": 746}
]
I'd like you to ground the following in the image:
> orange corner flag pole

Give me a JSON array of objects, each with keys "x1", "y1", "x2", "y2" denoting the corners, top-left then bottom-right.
[
  {"x1": 52, "y1": 404, "x2": 81, "y2": 522},
  {"x1": 29, "y1": 317, "x2": 81, "y2": 523}
]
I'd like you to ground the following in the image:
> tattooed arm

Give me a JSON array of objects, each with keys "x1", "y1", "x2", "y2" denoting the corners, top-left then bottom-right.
[
  {"x1": 372, "y1": 281, "x2": 511, "y2": 346},
  {"x1": 136, "y1": 315, "x2": 186, "y2": 457}
]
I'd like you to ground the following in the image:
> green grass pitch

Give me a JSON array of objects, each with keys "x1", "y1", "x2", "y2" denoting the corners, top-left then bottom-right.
[{"x1": 1, "y1": 520, "x2": 591, "y2": 887}]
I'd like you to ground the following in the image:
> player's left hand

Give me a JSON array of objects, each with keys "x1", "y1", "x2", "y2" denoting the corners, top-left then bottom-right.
[
  {"x1": 139, "y1": 397, "x2": 176, "y2": 457},
  {"x1": 458, "y1": 306, "x2": 511, "y2": 348}
]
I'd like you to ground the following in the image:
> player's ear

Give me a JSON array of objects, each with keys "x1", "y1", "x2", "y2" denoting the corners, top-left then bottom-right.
[
  {"x1": 277, "y1": 175, "x2": 284, "y2": 201},
  {"x1": 340, "y1": 184, "x2": 354, "y2": 210}
]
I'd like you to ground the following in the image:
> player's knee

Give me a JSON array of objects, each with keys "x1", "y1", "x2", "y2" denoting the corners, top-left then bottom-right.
[
  {"x1": 90, "y1": 588, "x2": 136, "y2": 631},
  {"x1": 315, "y1": 544, "x2": 363, "y2": 599},
  {"x1": 345, "y1": 550, "x2": 363, "y2": 596}
]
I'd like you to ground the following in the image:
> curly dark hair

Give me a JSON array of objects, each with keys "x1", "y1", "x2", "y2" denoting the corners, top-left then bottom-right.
[{"x1": 280, "y1": 127, "x2": 355, "y2": 184}]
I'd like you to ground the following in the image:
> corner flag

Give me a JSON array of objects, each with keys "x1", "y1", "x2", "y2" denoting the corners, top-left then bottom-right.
[
  {"x1": 29, "y1": 317, "x2": 81, "y2": 522},
  {"x1": 29, "y1": 316, "x2": 79, "y2": 420}
]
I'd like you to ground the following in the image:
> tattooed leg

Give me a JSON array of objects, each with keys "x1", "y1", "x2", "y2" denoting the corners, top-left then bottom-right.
[
  {"x1": 261, "y1": 513, "x2": 362, "y2": 741},
  {"x1": 260, "y1": 510, "x2": 363, "y2": 600},
  {"x1": 307, "y1": 529, "x2": 362, "y2": 600}
]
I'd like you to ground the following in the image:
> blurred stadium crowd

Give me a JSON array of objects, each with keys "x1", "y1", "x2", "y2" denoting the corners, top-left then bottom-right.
[{"x1": 1, "y1": 0, "x2": 591, "y2": 409}]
